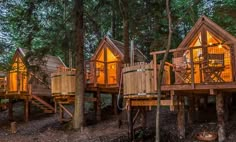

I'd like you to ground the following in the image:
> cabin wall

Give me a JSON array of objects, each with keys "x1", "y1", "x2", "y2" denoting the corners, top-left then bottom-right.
[{"x1": 31, "y1": 76, "x2": 51, "y2": 96}]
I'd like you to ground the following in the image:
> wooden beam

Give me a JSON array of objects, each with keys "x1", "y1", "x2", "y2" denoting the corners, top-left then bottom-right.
[
  {"x1": 58, "y1": 103, "x2": 73, "y2": 118},
  {"x1": 130, "y1": 100, "x2": 171, "y2": 107},
  {"x1": 150, "y1": 42, "x2": 234, "y2": 56},
  {"x1": 150, "y1": 48, "x2": 187, "y2": 55},
  {"x1": 96, "y1": 90, "x2": 101, "y2": 121},
  {"x1": 161, "y1": 83, "x2": 236, "y2": 91},
  {"x1": 216, "y1": 91, "x2": 226, "y2": 142}
]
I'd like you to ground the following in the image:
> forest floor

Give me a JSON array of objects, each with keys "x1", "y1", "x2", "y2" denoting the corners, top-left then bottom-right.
[{"x1": 1, "y1": 102, "x2": 236, "y2": 142}]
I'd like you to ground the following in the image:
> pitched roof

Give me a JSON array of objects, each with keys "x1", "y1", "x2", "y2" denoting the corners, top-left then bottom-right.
[
  {"x1": 14, "y1": 48, "x2": 65, "y2": 74},
  {"x1": 91, "y1": 36, "x2": 147, "y2": 62},
  {"x1": 177, "y1": 16, "x2": 236, "y2": 49}
]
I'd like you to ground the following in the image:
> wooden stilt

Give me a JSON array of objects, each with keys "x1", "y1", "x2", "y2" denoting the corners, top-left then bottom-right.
[
  {"x1": 112, "y1": 94, "x2": 118, "y2": 115},
  {"x1": 59, "y1": 103, "x2": 64, "y2": 123},
  {"x1": 216, "y1": 91, "x2": 226, "y2": 142},
  {"x1": 141, "y1": 107, "x2": 146, "y2": 129},
  {"x1": 24, "y1": 99, "x2": 29, "y2": 122},
  {"x1": 194, "y1": 96, "x2": 199, "y2": 121},
  {"x1": 127, "y1": 99, "x2": 133, "y2": 141},
  {"x1": 188, "y1": 94, "x2": 194, "y2": 124},
  {"x1": 203, "y1": 95, "x2": 208, "y2": 110},
  {"x1": 224, "y1": 95, "x2": 230, "y2": 122},
  {"x1": 8, "y1": 99, "x2": 13, "y2": 121},
  {"x1": 177, "y1": 96, "x2": 185, "y2": 139},
  {"x1": 96, "y1": 90, "x2": 101, "y2": 121},
  {"x1": 54, "y1": 100, "x2": 57, "y2": 113}
]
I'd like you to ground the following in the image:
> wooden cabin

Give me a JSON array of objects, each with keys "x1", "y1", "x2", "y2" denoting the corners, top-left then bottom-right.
[
  {"x1": 2, "y1": 48, "x2": 65, "y2": 121},
  {"x1": 6, "y1": 48, "x2": 65, "y2": 97},
  {"x1": 87, "y1": 36, "x2": 146, "y2": 89},
  {"x1": 170, "y1": 16, "x2": 236, "y2": 85},
  {"x1": 150, "y1": 16, "x2": 236, "y2": 141}
]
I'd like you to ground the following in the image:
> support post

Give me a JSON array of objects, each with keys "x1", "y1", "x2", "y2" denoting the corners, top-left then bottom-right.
[
  {"x1": 194, "y1": 96, "x2": 199, "y2": 121},
  {"x1": 127, "y1": 99, "x2": 133, "y2": 141},
  {"x1": 203, "y1": 95, "x2": 208, "y2": 110},
  {"x1": 59, "y1": 103, "x2": 64, "y2": 123},
  {"x1": 8, "y1": 99, "x2": 13, "y2": 121},
  {"x1": 112, "y1": 94, "x2": 118, "y2": 115},
  {"x1": 54, "y1": 99, "x2": 57, "y2": 113},
  {"x1": 216, "y1": 91, "x2": 226, "y2": 142},
  {"x1": 188, "y1": 94, "x2": 194, "y2": 124},
  {"x1": 141, "y1": 107, "x2": 146, "y2": 129},
  {"x1": 96, "y1": 90, "x2": 101, "y2": 121},
  {"x1": 224, "y1": 95, "x2": 230, "y2": 122},
  {"x1": 177, "y1": 96, "x2": 185, "y2": 139},
  {"x1": 24, "y1": 98, "x2": 29, "y2": 122}
]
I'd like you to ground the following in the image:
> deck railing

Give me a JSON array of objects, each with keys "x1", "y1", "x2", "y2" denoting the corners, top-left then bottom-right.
[{"x1": 150, "y1": 43, "x2": 235, "y2": 89}]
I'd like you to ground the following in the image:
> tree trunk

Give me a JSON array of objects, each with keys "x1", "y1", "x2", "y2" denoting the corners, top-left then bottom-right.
[
  {"x1": 216, "y1": 92, "x2": 226, "y2": 142},
  {"x1": 156, "y1": 0, "x2": 172, "y2": 141},
  {"x1": 73, "y1": 0, "x2": 85, "y2": 130},
  {"x1": 119, "y1": 0, "x2": 129, "y2": 63}
]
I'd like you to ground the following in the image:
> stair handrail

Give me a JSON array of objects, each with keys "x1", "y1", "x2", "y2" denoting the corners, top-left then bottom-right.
[{"x1": 31, "y1": 95, "x2": 54, "y2": 111}]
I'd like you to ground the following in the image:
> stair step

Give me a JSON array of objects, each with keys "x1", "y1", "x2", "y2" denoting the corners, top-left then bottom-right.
[
  {"x1": 44, "y1": 109, "x2": 54, "y2": 113},
  {"x1": 31, "y1": 97, "x2": 55, "y2": 114}
]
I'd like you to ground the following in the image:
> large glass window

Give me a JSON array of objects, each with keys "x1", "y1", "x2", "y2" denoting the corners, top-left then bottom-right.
[{"x1": 95, "y1": 45, "x2": 119, "y2": 85}]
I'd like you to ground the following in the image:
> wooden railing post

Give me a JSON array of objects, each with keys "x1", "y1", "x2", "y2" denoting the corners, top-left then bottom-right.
[
  {"x1": 190, "y1": 49, "x2": 195, "y2": 88},
  {"x1": 153, "y1": 54, "x2": 157, "y2": 91}
]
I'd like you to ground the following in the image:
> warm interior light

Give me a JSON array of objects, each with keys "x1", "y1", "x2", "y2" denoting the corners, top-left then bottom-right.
[
  {"x1": 209, "y1": 42, "x2": 213, "y2": 45},
  {"x1": 218, "y1": 44, "x2": 222, "y2": 48}
]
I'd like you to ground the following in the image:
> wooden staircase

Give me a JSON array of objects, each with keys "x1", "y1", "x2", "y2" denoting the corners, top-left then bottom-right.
[{"x1": 31, "y1": 95, "x2": 55, "y2": 113}]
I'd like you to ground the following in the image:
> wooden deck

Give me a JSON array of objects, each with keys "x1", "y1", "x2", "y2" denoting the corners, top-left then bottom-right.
[{"x1": 161, "y1": 82, "x2": 236, "y2": 94}]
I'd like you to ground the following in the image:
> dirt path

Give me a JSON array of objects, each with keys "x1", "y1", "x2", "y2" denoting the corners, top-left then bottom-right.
[
  {"x1": 0, "y1": 102, "x2": 128, "y2": 142},
  {"x1": 2, "y1": 102, "x2": 236, "y2": 142}
]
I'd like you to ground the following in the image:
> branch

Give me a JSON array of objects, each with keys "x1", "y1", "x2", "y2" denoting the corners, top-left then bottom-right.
[{"x1": 156, "y1": 0, "x2": 172, "y2": 141}]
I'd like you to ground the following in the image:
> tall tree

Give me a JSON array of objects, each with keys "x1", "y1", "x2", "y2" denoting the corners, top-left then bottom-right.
[
  {"x1": 156, "y1": 0, "x2": 172, "y2": 141},
  {"x1": 119, "y1": 0, "x2": 129, "y2": 63},
  {"x1": 73, "y1": 0, "x2": 85, "y2": 130}
]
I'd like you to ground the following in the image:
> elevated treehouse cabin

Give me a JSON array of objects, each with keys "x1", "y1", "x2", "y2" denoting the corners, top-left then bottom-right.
[
  {"x1": 151, "y1": 16, "x2": 236, "y2": 140},
  {"x1": 87, "y1": 36, "x2": 146, "y2": 89},
  {"x1": 2, "y1": 48, "x2": 65, "y2": 121},
  {"x1": 52, "y1": 36, "x2": 146, "y2": 122}
]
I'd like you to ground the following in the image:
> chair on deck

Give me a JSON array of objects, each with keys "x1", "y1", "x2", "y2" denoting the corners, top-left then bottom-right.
[
  {"x1": 172, "y1": 57, "x2": 192, "y2": 83},
  {"x1": 202, "y1": 54, "x2": 225, "y2": 82}
]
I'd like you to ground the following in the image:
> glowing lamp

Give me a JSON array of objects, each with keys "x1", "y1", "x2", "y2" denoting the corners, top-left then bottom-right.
[{"x1": 218, "y1": 44, "x2": 222, "y2": 48}]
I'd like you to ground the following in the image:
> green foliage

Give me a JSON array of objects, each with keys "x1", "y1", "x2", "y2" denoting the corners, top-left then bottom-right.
[{"x1": 0, "y1": 0, "x2": 236, "y2": 69}]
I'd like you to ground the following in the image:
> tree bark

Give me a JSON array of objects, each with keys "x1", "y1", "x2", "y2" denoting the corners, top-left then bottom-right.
[
  {"x1": 73, "y1": 0, "x2": 85, "y2": 130},
  {"x1": 119, "y1": 0, "x2": 129, "y2": 63},
  {"x1": 216, "y1": 92, "x2": 226, "y2": 142},
  {"x1": 156, "y1": 0, "x2": 172, "y2": 141}
]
